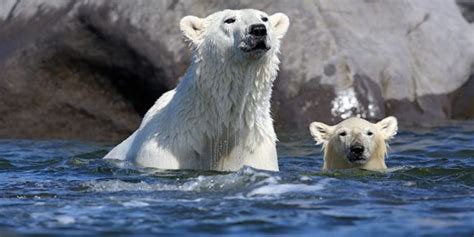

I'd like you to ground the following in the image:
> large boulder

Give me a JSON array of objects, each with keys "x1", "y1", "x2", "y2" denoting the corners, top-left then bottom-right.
[{"x1": 0, "y1": 0, "x2": 473, "y2": 141}]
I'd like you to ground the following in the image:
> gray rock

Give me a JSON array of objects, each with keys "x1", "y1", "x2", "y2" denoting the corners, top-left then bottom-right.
[
  {"x1": 0, "y1": 0, "x2": 473, "y2": 141},
  {"x1": 457, "y1": 0, "x2": 474, "y2": 23}
]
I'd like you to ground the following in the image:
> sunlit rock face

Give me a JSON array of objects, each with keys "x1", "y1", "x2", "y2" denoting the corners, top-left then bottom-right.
[
  {"x1": 0, "y1": 0, "x2": 473, "y2": 140},
  {"x1": 272, "y1": 0, "x2": 474, "y2": 128}
]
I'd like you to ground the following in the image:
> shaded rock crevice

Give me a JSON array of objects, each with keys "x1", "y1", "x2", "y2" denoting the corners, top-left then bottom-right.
[
  {"x1": 450, "y1": 74, "x2": 474, "y2": 119},
  {"x1": 66, "y1": 15, "x2": 171, "y2": 116},
  {"x1": 457, "y1": 0, "x2": 474, "y2": 23},
  {"x1": 0, "y1": 3, "x2": 174, "y2": 141}
]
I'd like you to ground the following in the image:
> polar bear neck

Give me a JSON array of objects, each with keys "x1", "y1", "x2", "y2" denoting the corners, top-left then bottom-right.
[
  {"x1": 195, "y1": 54, "x2": 277, "y2": 128},
  {"x1": 167, "y1": 51, "x2": 280, "y2": 150}
]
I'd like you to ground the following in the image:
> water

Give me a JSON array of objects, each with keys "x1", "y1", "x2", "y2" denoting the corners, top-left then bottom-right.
[{"x1": 1, "y1": 122, "x2": 474, "y2": 236}]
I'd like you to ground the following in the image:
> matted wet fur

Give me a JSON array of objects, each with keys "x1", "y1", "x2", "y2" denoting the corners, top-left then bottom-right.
[{"x1": 104, "y1": 9, "x2": 290, "y2": 171}]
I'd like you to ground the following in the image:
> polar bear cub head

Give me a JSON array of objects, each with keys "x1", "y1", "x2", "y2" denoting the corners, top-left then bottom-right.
[
  {"x1": 180, "y1": 9, "x2": 290, "y2": 61},
  {"x1": 309, "y1": 117, "x2": 398, "y2": 171}
]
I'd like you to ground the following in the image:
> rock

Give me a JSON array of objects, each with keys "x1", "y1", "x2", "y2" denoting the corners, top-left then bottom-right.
[
  {"x1": 457, "y1": 0, "x2": 474, "y2": 23},
  {"x1": 0, "y1": 0, "x2": 473, "y2": 141},
  {"x1": 273, "y1": 0, "x2": 474, "y2": 127},
  {"x1": 450, "y1": 75, "x2": 474, "y2": 119}
]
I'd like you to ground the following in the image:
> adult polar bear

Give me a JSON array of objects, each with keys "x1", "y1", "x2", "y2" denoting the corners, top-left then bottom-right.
[{"x1": 104, "y1": 9, "x2": 290, "y2": 171}]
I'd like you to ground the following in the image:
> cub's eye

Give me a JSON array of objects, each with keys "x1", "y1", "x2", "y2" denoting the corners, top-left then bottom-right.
[
  {"x1": 224, "y1": 18, "x2": 236, "y2": 24},
  {"x1": 367, "y1": 131, "x2": 373, "y2": 136},
  {"x1": 261, "y1": 17, "x2": 268, "y2": 22},
  {"x1": 339, "y1": 131, "x2": 347, "y2": 137}
]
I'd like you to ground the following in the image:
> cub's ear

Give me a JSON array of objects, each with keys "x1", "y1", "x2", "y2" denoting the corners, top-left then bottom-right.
[
  {"x1": 180, "y1": 15, "x2": 206, "y2": 45},
  {"x1": 309, "y1": 121, "x2": 334, "y2": 145},
  {"x1": 376, "y1": 116, "x2": 398, "y2": 140},
  {"x1": 269, "y1": 13, "x2": 290, "y2": 39}
]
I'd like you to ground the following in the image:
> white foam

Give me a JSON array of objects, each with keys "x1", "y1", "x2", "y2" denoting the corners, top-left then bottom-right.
[
  {"x1": 247, "y1": 178, "x2": 330, "y2": 197},
  {"x1": 55, "y1": 215, "x2": 75, "y2": 225},
  {"x1": 321, "y1": 209, "x2": 374, "y2": 219},
  {"x1": 122, "y1": 200, "x2": 150, "y2": 207},
  {"x1": 84, "y1": 175, "x2": 241, "y2": 193},
  {"x1": 87, "y1": 167, "x2": 324, "y2": 201},
  {"x1": 85, "y1": 167, "x2": 285, "y2": 195},
  {"x1": 299, "y1": 175, "x2": 312, "y2": 181},
  {"x1": 85, "y1": 180, "x2": 168, "y2": 192}
]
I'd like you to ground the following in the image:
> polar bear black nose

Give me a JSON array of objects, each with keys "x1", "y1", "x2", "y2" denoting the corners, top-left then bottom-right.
[
  {"x1": 249, "y1": 24, "x2": 267, "y2": 37},
  {"x1": 350, "y1": 144, "x2": 365, "y2": 155}
]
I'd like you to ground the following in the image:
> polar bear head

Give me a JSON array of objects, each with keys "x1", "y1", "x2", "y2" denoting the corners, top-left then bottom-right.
[
  {"x1": 309, "y1": 117, "x2": 398, "y2": 171},
  {"x1": 180, "y1": 9, "x2": 290, "y2": 61}
]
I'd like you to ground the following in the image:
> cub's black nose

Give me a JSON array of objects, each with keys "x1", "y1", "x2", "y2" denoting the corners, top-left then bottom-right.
[
  {"x1": 249, "y1": 24, "x2": 267, "y2": 37},
  {"x1": 350, "y1": 144, "x2": 365, "y2": 155}
]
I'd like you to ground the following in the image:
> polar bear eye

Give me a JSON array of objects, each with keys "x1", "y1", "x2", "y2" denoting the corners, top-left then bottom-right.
[
  {"x1": 224, "y1": 18, "x2": 236, "y2": 24},
  {"x1": 367, "y1": 131, "x2": 373, "y2": 136},
  {"x1": 261, "y1": 17, "x2": 268, "y2": 22},
  {"x1": 339, "y1": 131, "x2": 347, "y2": 137}
]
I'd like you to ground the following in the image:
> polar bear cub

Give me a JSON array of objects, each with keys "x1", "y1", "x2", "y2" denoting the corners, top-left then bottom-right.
[
  {"x1": 104, "y1": 9, "x2": 290, "y2": 171},
  {"x1": 309, "y1": 117, "x2": 398, "y2": 171}
]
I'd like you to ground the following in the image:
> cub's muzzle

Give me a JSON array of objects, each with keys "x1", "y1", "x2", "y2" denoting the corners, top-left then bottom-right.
[{"x1": 347, "y1": 143, "x2": 367, "y2": 164}]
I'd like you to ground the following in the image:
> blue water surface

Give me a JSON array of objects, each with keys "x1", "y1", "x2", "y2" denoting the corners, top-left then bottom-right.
[{"x1": 0, "y1": 121, "x2": 473, "y2": 236}]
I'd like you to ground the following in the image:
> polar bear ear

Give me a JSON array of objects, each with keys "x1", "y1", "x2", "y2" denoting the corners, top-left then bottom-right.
[
  {"x1": 376, "y1": 116, "x2": 398, "y2": 140},
  {"x1": 309, "y1": 121, "x2": 334, "y2": 145},
  {"x1": 269, "y1": 13, "x2": 290, "y2": 39},
  {"x1": 180, "y1": 15, "x2": 206, "y2": 45}
]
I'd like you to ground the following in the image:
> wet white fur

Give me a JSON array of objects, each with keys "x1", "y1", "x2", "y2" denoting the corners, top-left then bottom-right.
[
  {"x1": 309, "y1": 117, "x2": 398, "y2": 171},
  {"x1": 104, "y1": 9, "x2": 290, "y2": 171}
]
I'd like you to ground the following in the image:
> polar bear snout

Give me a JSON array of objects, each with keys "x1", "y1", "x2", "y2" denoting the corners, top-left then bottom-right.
[
  {"x1": 239, "y1": 24, "x2": 271, "y2": 55},
  {"x1": 348, "y1": 143, "x2": 367, "y2": 164},
  {"x1": 238, "y1": 34, "x2": 270, "y2": 54},
  {"x1": 350, "y1": 144, "x2": 364, "y2": 155},
  {"x1": 249, "y1": 24, "x2": 267, "y2": 37}
]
